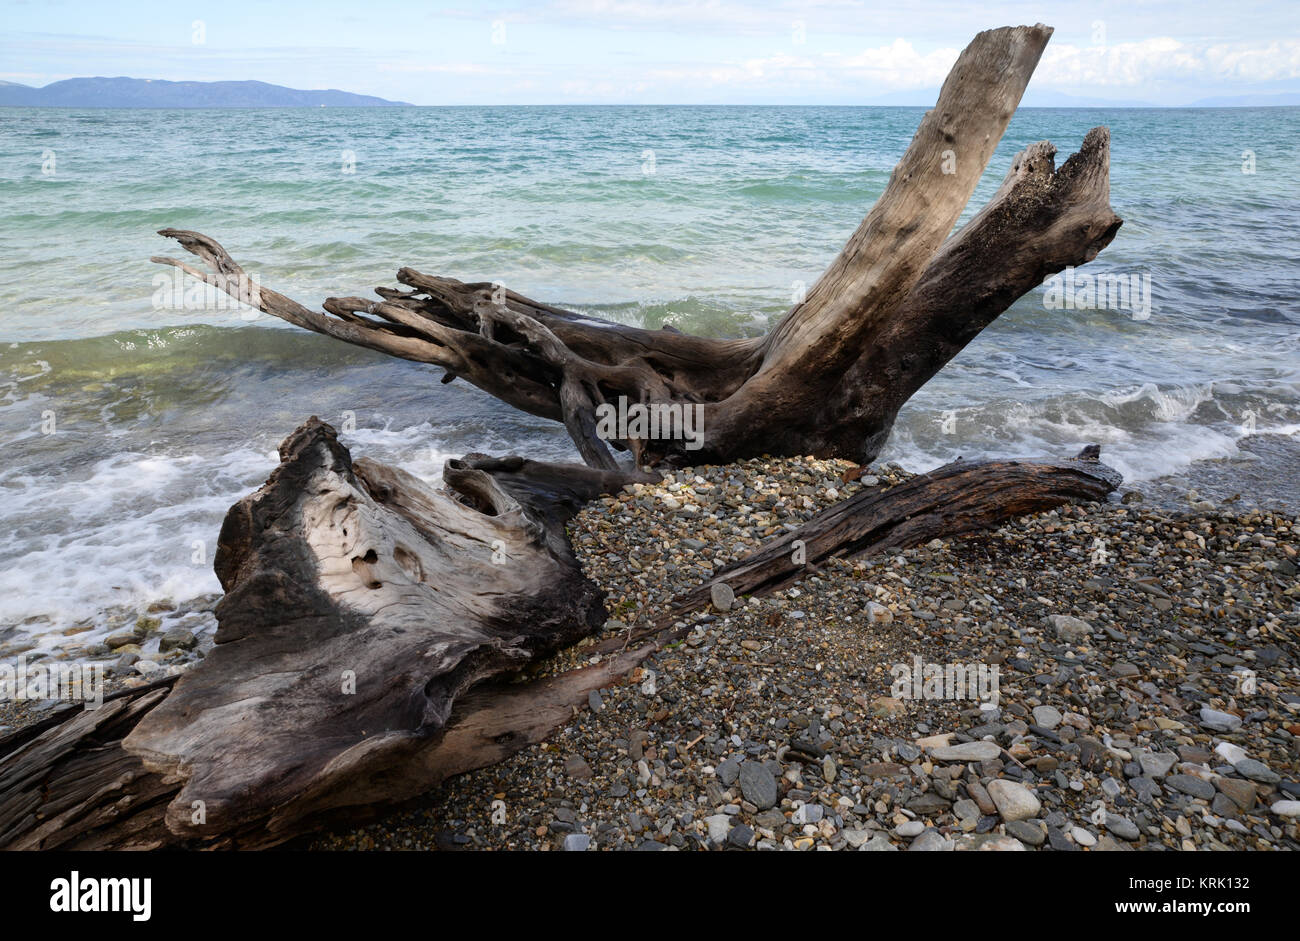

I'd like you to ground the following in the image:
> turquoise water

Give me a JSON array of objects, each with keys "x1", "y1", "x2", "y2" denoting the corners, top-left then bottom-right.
[{"x1": 0, "y1": 105, "x2": 1297, "y2": 642}]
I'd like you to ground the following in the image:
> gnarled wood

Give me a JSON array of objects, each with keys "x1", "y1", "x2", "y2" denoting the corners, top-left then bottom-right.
[
  {"x1": 150, "y1": 24, "x2": 1120, "y2": 469},
  {"x1": 0, "y1": 428, "x2": 1120, "y2": 849},
  {"x1": 0, "y1": 419, "x2": 651, "y2": 849},
  {"x1": 0, "y1": 23, "x2": 1133, "y2": 850},
  {"x1": 664, "y1": 446, "x2": 1121, "y2": 620}
]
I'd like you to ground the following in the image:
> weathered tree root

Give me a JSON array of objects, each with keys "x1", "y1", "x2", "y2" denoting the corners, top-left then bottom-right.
[
  {"x1": 0, "y1": 426, "x2": 1120, "y2": 850},
  {"x1": 150, "y1": 24, "x2": 1120, "y2": 469},
  {"x1": 0, "y1": 419, "x2": 652, "y2": 849}
]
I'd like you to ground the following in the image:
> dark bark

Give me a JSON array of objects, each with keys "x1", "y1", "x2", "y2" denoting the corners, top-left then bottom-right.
[
  {"x1": 663, "y1": 446, "x2": 1122, "y2": 618},
  {"x1": 0, "y1": 427, "x2": 1120, "y2": 850},
  {"x1": 0, "y1": 419, "x2": 651, "y2": 849}
]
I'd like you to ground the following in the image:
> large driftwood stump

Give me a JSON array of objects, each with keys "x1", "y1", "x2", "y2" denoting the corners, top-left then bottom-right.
[
  {"x1": 0, "y1": 419, "x2": 651, "y2": 849},
  {"x1": 150, "y1": 24, "x2": 1120, "y2": 470}
]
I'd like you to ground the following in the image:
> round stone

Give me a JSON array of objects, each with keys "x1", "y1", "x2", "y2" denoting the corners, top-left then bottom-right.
[
  {"x1": 1031, "y1": 705, "x2": 1062, "y2": 730},
  {"x1": 895, "y1": 820, "x2": 925, "y2": 838},
  {"x1": 710, "y1": 581, "x2": 735, "y2": 613},
  {"x1": 987, "y1": 779, "x2": 1041, "y2": 823}
]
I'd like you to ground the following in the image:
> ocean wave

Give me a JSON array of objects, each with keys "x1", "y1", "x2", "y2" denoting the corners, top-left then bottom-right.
[
  {"x1": 888, "y1": 377, "x2": 1299, "y2": 482},
  {"x1": 0, "y1": 424, "x2": 475, "y2": 648},
  {"x1": 0, "y1": 446, "x2": 272, "y2": 647}
]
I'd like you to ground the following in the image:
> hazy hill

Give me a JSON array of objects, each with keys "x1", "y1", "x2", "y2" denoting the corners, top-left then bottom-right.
[{"x1": 0, "y1": 77, "x2": 410, "y2": 107}]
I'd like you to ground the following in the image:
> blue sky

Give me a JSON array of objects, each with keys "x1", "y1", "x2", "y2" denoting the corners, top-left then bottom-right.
[{"x1": 3, "y1": 0, "x2": 1300, "y2": 105}]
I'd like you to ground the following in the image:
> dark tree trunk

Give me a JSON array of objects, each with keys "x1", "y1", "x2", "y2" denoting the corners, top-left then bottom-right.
[{"x1": 0, "y1": 419, "x2": 653, "y2": 849}]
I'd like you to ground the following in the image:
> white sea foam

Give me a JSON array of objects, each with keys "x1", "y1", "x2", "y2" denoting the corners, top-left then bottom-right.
[
  {"x1": 0, "y1": 447, "x2": 270, "y2": 650},
  {"x1": 884, "y1": 381, "x2": 1298, "y2": 485},
  {"x1": 1098, "y1": 382, "x2": 1216, "y2": 423},
  {"x1": 340, "y1": 420, "x2": 459, "y2": 484}
]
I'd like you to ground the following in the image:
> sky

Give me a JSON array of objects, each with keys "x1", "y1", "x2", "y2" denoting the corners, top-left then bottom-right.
[{"x1": 3, "y1": 0, "x2": 1300, "y2": 105}]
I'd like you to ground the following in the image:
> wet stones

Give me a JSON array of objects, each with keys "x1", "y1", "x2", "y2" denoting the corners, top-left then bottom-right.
[{"x1": 158, "y1": 627, "x2": 197, "y2": 652}]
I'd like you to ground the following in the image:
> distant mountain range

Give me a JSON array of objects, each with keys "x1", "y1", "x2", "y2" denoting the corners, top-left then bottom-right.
[{"x1": 0, "y1": 78, "x2": 410, "y2": 108}]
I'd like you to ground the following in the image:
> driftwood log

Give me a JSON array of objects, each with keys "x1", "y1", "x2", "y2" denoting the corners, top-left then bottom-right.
[
  {"x1": 150, "y1": 24, "x2": 1120, "y2": 470},
  {"x1": 0, "y1": 421, "x2": 1120, "y2": 850}
]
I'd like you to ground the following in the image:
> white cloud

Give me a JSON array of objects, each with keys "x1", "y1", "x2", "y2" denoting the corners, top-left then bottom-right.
[
  {"x1": 836, "y1": 39, "x2": 961, "y2": 87},
  {"x1": 638, "y1": 41, "x2": 959, "y2": 92},
  {"x1": 1039, "y1": 37, "x2": 1300, "y2": 87},
  {"x1": 545, "y1": 0, "x2": 820, "y2": 32},
  {"x1": 377, "y1": 63, "x2": 508, "y2": 74},
  {"x1": 566, "y1": 35, "x2": 1300, "y2": 101},
  {"x1": 1204, "y1": 40, "x2": 1300, "y2": 82}
]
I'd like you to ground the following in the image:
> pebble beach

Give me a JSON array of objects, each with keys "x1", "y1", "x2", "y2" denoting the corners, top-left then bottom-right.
[{"x1": 309, "y1": 452, "x2": 1300, "y2": 852}]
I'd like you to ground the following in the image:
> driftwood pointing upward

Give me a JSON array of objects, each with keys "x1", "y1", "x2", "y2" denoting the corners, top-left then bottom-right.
[{"x1": 151, "y1": 24, "x2": 1121, "y2": 469}]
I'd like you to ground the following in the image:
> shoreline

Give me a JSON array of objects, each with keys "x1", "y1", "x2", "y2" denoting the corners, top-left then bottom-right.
[
  {"x1": 3, "y1": 446, "x2": 1297, "y2": 850},
  {"x1": 2, "y1": 430, "x2": 1296, "y2": 663},
  {"x1": 1, "y1": 428, "x2": 1295, "y2": 666},
  {"x1": 1131, "y1": 432, "x2": 1300, "y2": 515}
]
